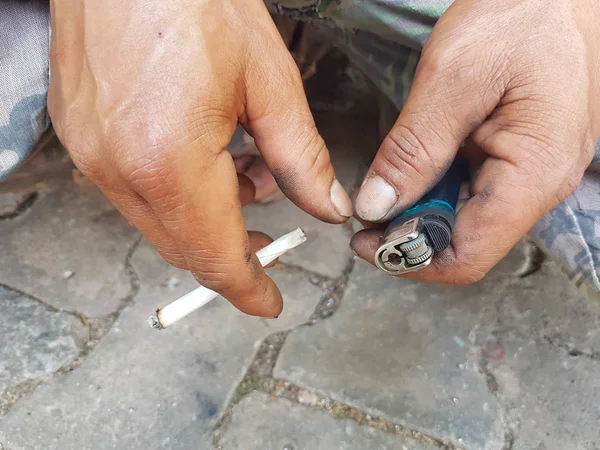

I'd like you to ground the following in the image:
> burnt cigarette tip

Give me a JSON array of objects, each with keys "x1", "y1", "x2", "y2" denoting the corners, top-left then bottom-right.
[{"x1": 148, "y1": 315, "x2": 163, "y2": 330}]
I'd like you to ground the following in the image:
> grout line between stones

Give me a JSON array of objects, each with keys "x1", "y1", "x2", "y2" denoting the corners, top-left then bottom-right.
[
  {"x1": 542, "y1": 335, "x2": 600, "y2": 362},
  {"x1": 0, "y1": 233, "x2": 144, "y2": 417},
  {"x1": 478, "y1": 355, "x2": 517, "y2": 450},
  {"x1": 0, "y1": 281, "x2": 91, "y2": 340},
  {"x1": 58, "y1": 232, "x2": 144, "y2": 362},
  {"x1": 270, "y1": 261, "x2": 333, "y2": 286},
  {"x1": 0, "y1": 193, "x2": 38, "y2": 221},
  {"x1": 212, "y1": 256, "x2": 463, "y2": 450},
  {"x1": 0, "y1": 379, "x2": 43, "y2": 418}
]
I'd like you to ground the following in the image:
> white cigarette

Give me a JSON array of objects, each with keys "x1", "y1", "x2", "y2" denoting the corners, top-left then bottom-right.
[{"x1": 148, "y1": 228, "x2": 307, "y2": 330}]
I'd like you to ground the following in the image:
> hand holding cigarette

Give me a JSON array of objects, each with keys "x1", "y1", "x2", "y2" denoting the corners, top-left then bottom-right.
[{"x1": 149, "y1": 228, "x2": 307, "y2": 330}]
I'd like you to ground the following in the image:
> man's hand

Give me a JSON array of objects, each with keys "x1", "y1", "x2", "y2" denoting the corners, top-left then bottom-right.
[
  {"x1": 352, "y1": 0, "x2": 599, "y2": 283},
  {"x1": 48, "y1": 0, "x2": 352, "y2": 317}
]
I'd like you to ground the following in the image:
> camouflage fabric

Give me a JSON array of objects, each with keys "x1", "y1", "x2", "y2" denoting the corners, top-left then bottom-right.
[
  {"x1": 2, "y1": 0, "x2": 600, "y2": 297},
  {"x1": 0, "y1": 0, "x2": 50, "y2": 181}
]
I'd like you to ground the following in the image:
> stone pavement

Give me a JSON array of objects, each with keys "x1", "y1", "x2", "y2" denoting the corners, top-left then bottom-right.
[{"x1": 1, "y1": 107, "x2": 600, "y2": 450}]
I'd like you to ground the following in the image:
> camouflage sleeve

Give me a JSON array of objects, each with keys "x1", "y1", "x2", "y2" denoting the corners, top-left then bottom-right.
[
  {"x1": 530, "y1": 149, "x2": 600, "y2": 300},
  {"x1": 0, "y1": 0, "x2": 50, "y2": 181}
]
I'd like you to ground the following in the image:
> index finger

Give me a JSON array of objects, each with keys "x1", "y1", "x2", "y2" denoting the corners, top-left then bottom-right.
[{"x1": 121, "y1": 135, "x2": 282, "y2": 318}]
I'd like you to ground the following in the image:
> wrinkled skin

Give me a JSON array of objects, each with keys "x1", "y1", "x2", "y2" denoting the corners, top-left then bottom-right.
[
  {"x1": 48, "y1": 0, "x2": 352, "y2": 318},
  {"x1": 352, "y1": 0, "x2": 600, "y2": 284}
]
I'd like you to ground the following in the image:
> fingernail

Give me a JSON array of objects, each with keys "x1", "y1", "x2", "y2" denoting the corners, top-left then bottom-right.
[
  {"x1": 355, "y1": 174, "x2": 397, "y2": 221},
  {"x1": 330, "y1": 178, "x2": 353, "y2": 218}
]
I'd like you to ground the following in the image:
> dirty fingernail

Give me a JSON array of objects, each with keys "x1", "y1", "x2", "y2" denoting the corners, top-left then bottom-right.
[
  {"x1": 355, "y1": 174, "x2": 397, "y2": 222},
  {"x1": 330, "y1": 178, "x2": 353, "y2": 218}
]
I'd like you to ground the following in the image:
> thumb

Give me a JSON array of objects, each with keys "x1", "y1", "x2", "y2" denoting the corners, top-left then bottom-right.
[
  {"x1": 242, "y1": 11, "x2": 353, "y2": 224},
  {"x1": 355, "y1": 39, "x2": 502, "y2": 222}
]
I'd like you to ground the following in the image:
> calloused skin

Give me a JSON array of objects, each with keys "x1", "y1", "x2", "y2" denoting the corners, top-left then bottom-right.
[{"x1": 49, "y1": 0, "x2": 599, "y2": 318}]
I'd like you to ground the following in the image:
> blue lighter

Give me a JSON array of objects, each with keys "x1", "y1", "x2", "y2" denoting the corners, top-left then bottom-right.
[{"x1": 374, "y1": 156, "x2": 468, "y2": 275}]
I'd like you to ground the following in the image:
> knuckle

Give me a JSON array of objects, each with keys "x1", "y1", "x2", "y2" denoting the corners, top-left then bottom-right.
[
  {"x1": 420, "y1": 39, "x2": 477, "y2": 85},
  {"x1": 297, "y1": 128, "x2": 328, "y2": 175},
  {"x1": 56, "y1": 127, "x2": 106, "y2": 185},
  {"x1": 75, "y1": 161, "x2": 107, "y2": 187},
  {"x1": 191, "y1": 257, "x2": 268, "y2": 311},
  {"x1": 109, "y1": 109, "x2": 228, "y2": 194},
  {"x1": 155, "y1": 247, "x2": 188, "y2": 270},
  {"x1": 380, "y1": 125, "x2": 435, "y2": 181},
  {"x1": 162, "y1": 256, "x2": 188, "y2": 270},
  {"x1": 512, "y1": 134, "x2": 563, "y2": 174},
  {"x1": 270, "y1": 125, "x2": 329, "y2": 191},
  {"x1": 186, "y1": 106, "x2": 235, "y2": 149},
  {"x1": 420, "y1": 42, "x2": 455, "y2": 76},
  {"x1": 513, "y1": 132, "x2": 585, "y2": 206},
  {"x1": 117, "y1": 147, "x2": 173, "y2": 193},
  {"x1": 53, "y1": 119, "x2": 80, "y2": 154},
  {"x1": 190, "y1": 263, "x2": 235, "y2": 294},
  {"x1": 187, "y1": 245, "x2": 256, "y2": 294},
  {"x1": 109, "y1": 131, "x2": 181, "y2": 198},
  {"x1": 74, "y1": 162, "x2": 106, "y2": 187},
  {"x1": 71, "y1": 151, "x2": 103, "y2": 182}
]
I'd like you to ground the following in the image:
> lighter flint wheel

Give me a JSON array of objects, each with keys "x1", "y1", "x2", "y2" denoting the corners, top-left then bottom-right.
[
  {"x1": 399, "y1": 233, "x2": 426, "y2": 253},
  {"x1": 406, "y1": 247, "x2": 433, "y2": 265}
]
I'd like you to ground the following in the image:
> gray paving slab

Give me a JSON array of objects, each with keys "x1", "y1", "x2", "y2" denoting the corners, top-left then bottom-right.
[
  {"x1": 0, "y1": 239, "x2": 323, "y2": 450},
  {"x1": 0, "y1": 187, "x2": 140, "y2": 317},
  {"x1": 220, "y1": 392, "x2": 435, "y2": 450},
  {"x1": 0, "y1": 287, "x2": 83, "y2": 412},
  {"x1": 275, "y1": 245, "x2": 600, "y2": 449},
  {"x1": 496, "y1": 339, "x2": 600, "y2": 450}
]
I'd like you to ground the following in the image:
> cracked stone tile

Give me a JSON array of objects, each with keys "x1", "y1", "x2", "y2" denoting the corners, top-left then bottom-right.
[
  {"x1": 465, "y1": 255, "x2": 600, "y2": 449},
  {"x1": 274, "y1": 243, "x2": 594, "y2": 449},
  {"x1": 0, "y1": 240, "x2": 323, "y2": 450},
  {"x1": 219, "y1": 392, "x2": 435, "y2": 450},
  {"x1": 0, "y1": 287, "x2": 83, "y2": 413},
  {"x1": 484, "y1": 337, "x2": 600, "y2": 450},
  {"x1": 0, "y1": 187, "x2": 139, "y2": 317}
]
